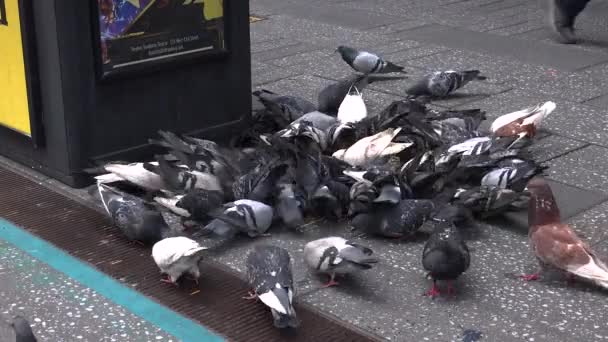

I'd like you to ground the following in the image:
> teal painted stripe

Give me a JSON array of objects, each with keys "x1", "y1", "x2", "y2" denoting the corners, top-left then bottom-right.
[{"x1": 0, "y1": 218, "x2": 225, "y2": 342}]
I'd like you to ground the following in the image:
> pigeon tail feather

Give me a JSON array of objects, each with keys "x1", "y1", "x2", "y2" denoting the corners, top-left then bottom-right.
[{"x1": 382, "y1": 61, "x2": 406, "y2": 74}]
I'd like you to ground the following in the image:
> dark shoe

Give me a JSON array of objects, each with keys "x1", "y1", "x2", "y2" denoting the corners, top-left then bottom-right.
[
  {"x1": 555, "y1": 26, "x2": 578, "y2": 44},
  {"x1": 548, "y1": 0, "x2": 578, "y2": 44}
]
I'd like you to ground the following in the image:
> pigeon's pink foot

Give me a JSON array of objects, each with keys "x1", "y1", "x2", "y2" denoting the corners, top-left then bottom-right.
[
  {"x1": 424, "y1": 282, "x2": 441, "y2": 298},
  {"x1": 242, "y1": 291, "x2": 258, "y2": 300},
  {"x1": 160, "y1": 275, "x2": 178, "y2": 286},
  {"x1": 320, "y1": 279, "x2": 340, "y2": 288},
  {"x1": 520, "y1": 273, "x2": 540, "y2": 281}
]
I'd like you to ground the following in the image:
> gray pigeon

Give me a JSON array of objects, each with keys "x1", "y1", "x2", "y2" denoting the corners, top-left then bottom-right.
[
  {"x1": 0, "y1": 315, "x2": 37, "y2": 342},
  {"x1": 253, "y1": 89, "x2": 317, "y2": 122},
  {"x1": 293, "y1": 111, "x2": 338, "y2": 132},
  {"x1": 336, "y1": 46, "x2": 406, "y2": 75},
  {"x1": 350, "y1": 200, "x2": 435, "y2": 238},
  {"x1": 275, "y1": 183, "x2": 306, "y2": 229},
  {"x1": 245, "y1": 245, "x2": 299, "y2": 329},
  {"x1": 96, "y1": 183, "x2": 177, "y2": 244},
  {"x1": 303, "y1": 236, "x2": 378, "y2": 288},
  {"x1": 406, "y1": 70, "x2": 487, "y2": 97},
  {"x1": 422, "y1": 220, "x2": 470, "y2": 298},
  {"x1": 201, "y1": 199, "x2": 274, "y2": 238}
]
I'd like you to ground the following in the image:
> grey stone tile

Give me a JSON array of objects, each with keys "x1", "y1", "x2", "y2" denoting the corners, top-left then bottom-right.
[
  {"x1": 501, "y1": 179, "x2": 608, "y2": 230},
  {"x1": 509, "y1": 70, "x2": 608, "y2": 103},
  {"x1": 362, "y1": 90, "x2": 406, "y2": 116},
  {"x1": 278, "y1": 3, "x2": 407, "y2": 30},
  {"x1": 488, "y1": 21, "x2": 546, "y2": 36},
  {"x1": 251, "y1": 15, "x2": 401, "y2": 50},
  {"x1": 467, "y1": 16, "x2": 529, "y2": 33},
  {"x1": 399, "y1": 24, "x2": 608, "y2": 71},
  {"x1": 471, "y1": 0, "x2": 529, "y2": 15},
  {"x1": 366, "y1": 39, "x2": 421, "y2": 55},
  {"x1": 252, "y1": 42, "x2": 324, "y2": 62},
  {"x1": 544, "y1": 145, "x2": 608, "y2": 194},
  {"x1": 366, "y1": 66, "x2": 510, "y2": 107},
  {"x1": 269, "y1": 49, "x2": 365, "y2": 81},
  {"x1": 567, "y1": 201, "x2": 608, "y2": 256},
  {"x1": 251, "y1": 61, "x2": 301, "y2": 86},
  {"x1": 253, "y1": 74, "x2": 336, "y2": 105},
  {"x1": 251, "y1": 38, "x2": 307, "y2": 54},
  {"x1": 365, "y1": 19, "x2": 431, "y2": 35},
  {"x1": 405, "y1": 49, "x2": 553, "y2": 86},
  {"x1": 383, "y1": 45, "x2": 450, "y2": 63},
  {"x1": 526, "y1": 134, "x2": 588, "y2": 163},
  {"x1": 584, "y1": 94, "x2": 608, "y2": 110},
  {"x1": 456, "y1": 89, "x2": 608, "y2": 147}
]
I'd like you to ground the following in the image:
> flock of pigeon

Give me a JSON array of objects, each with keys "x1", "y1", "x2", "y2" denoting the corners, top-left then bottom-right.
[{"x1": 8, "y1": 45, "x2": 608, "y2": 340}]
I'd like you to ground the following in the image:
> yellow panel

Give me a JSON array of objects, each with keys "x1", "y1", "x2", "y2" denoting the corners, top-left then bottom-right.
[
  {"x1": 203, "y1": 0, "x2": 223, "y2": 20},
  {"x1": 0, "y1": 0, "x2": 31, "y2": 136}
]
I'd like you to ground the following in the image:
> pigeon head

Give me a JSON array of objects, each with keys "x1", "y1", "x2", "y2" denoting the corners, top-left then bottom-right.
[
  {"x1": 525, "y1": 177, "x2": 561, "y2": 228},
  {"x1": 336, "y1": 46, "x2": 358, "y2": 62}
]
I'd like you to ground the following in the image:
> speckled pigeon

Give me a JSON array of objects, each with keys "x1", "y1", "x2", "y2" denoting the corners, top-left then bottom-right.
[
  {"x1": 336, "y1": 45, "x2": 406, "y2": 74},
  {"x1": 97, "y1": 183, "x2": 177, "y2": 244},
  {"x1": 406, "y1": 70, "x2": 487, "y2": 97},
  {"x1": 245, "y1": 245, "x2": 299, "y2": 329},
  {"x1": 422, "y1": 218, "x2": 470, "y2": 298}
]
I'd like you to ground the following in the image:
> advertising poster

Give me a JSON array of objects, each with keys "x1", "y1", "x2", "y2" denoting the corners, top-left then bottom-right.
[
  {"x1": 94, "y1": 0, "x2": 225, "y2": 78},
  {"x1": 0, "y1": 0, "x2": 32, "y2": 136}
]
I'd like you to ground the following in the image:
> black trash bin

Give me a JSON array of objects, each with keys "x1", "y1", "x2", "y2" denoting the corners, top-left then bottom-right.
[{"x1": 0, "y1": 0, "x2": 250, "y2": 188}]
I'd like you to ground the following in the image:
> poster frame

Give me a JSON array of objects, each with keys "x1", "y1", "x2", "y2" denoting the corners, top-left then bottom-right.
[{"x1": 90, "y1": 0, "x2": 230, "y2": 82}]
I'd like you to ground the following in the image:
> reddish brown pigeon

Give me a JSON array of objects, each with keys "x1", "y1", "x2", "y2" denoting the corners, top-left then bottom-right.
[{"x1": 522, "y1": 177, "x2": 608, "y2": 289}]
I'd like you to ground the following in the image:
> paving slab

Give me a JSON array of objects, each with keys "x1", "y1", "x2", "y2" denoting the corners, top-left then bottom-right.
[
  {"x1": 252, "y1": 42, "x2": 324, "y2": 62},
  {"x1": 509, "y1": 70, "x2": 608, "y2": 104},
  {"x1": 526, "y1": 134, "x2": 588, "y2": 163},
  {"x1": 251, "y1": 38, "x2": 300, "y2": 54},
  {"x1": 544, "y1": 144, "x2": 608, "y2": 194},
  {"x1": 568, "y1": 201, "x2": 608, "y2": 257},
  {"x1": 501, "y1": 178, "x2": 608, "y2": 231},
  {"x1": 455, "y1": 89, "x2": 608, "y2": 147},
  {"x1": 252, "y1": 74, "x2": 337, "y2": 107},
  {"x1": 251, "y1": 60, "x2": 302, "y2": 86},
  {"x1": 400, "y1": 24, "x2": 608, "y2": 71},
  {"x1": 278, "y1": 3, "x2": 407, "y2": 30},
  {"x1": 250, "y1": 15, "x2": 401, "y2": 50}
]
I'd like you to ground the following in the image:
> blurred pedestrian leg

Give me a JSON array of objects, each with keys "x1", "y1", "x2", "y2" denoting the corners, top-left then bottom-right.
[{"x1": 549, "y1": 0, "x2": 591, "y2": 44}]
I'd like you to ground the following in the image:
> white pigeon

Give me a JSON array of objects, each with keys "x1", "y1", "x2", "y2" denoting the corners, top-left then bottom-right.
[
  {"x1": 490, "y1": 101, "x2": 556, "y2": 138},
  {"x1": 337, "y1": 86, "x2": 367, "y2": 124},
  {"x1": 332, "y1": 127, "x2": 413, "y2": 166},
  {"x1": 152, "y1": 237, "x2": 208, "y2": 284},
  {"x1": 95, "y1": 162, "x2": 166, "y2": 191},
  {"x1": 303, "y1": 236, "x2": 378, "y2": 288}
]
